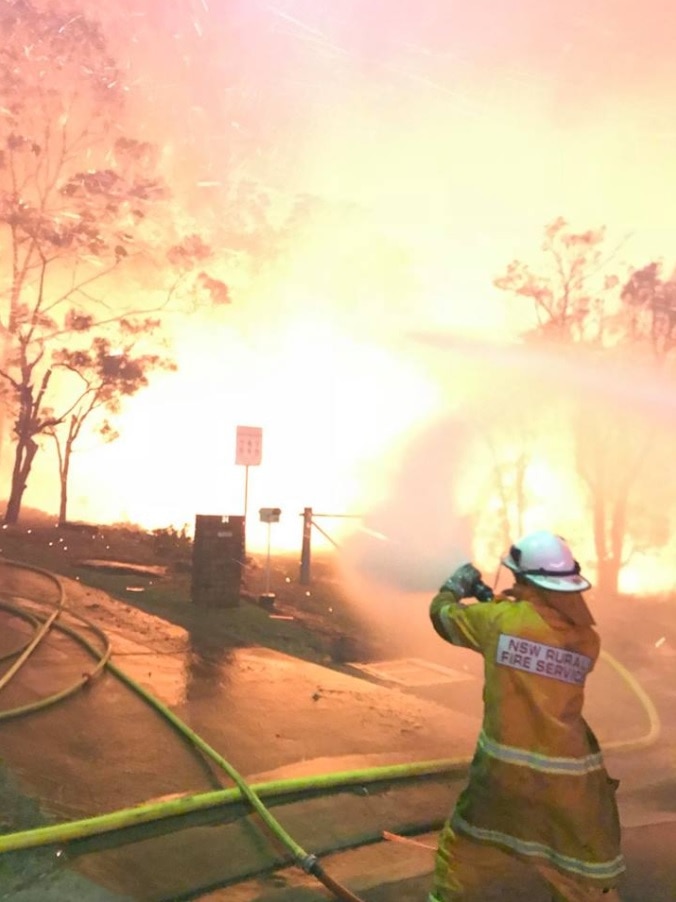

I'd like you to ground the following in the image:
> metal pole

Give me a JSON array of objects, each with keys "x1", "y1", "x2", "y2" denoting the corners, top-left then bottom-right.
[
  {"x1": 265, "y1": 522, "x2": 272, "y2": 594},
  {"x1": 300, "y1": 507, "x2": 312, "y2": 585},
  {"x1": 243, "y1": 465, "x2": 249, "y2": 520}
]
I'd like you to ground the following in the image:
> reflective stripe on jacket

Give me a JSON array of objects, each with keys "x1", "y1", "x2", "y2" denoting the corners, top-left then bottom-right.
[{"x1": 430, "y1": 584, "x2": 625, "y2": 885}]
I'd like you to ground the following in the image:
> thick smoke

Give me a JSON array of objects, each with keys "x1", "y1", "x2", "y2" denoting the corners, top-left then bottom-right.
[
  {"x1": 339, "y1": 333, "x2": 676, "y2": 606},
  {"x1": 340, "y1": 416, "x2": 476, "y2": 594}
]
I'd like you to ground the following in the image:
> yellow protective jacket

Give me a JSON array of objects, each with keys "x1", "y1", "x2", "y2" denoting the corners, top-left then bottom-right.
[{"x1": 430, "y1": 583, "x2": 624, "y2": 886}]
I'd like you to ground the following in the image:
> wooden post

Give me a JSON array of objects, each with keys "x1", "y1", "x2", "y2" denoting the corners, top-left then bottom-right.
[{"x1": 300, "y1": 507, "x2": 312, "y2": 585}]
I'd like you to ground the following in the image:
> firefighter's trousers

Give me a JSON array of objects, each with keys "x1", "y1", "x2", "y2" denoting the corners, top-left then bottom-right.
[{"x1": 428, "y1": 822, "x2": 622, "y2": 902}]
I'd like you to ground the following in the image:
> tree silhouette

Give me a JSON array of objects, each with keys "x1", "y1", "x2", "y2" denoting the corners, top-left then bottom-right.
[
  {"x1": 48, "y1": 324, "x2": 175, "y2": 525},
  {"x1": 494, "y1": 217, "x2": 619, "y2": 344},
  {"x1": 621, "y1": 262, "x2": 676, "y2": 363},
  {"x1": 0, "y1": 2, "x2": 223, "y2": 524},
  {"x1": 494, "y1": 219, "x2": 675, "y2": 596}
]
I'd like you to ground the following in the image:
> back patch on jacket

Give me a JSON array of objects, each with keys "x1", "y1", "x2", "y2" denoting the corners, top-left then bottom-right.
[{"x1": 496, "y1": 634, "x2": 592, "y2": 685}]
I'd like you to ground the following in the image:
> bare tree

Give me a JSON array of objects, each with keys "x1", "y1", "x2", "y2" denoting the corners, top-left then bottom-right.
[
  {"x1": 494, "y1": 217, "x2": 621, "y2": 344},
  {"x1": 466, "y1": 403, "x2": 540, "y2": 556}
]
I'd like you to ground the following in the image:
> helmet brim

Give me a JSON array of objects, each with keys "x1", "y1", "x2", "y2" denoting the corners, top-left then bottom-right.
[{"x1": 501, "y1": 558, "x2": 591, "y2": 593}]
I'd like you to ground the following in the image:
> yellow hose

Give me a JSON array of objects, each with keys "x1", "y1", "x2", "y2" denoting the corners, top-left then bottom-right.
[
  {"x1": 0, "y1": 757, "x2": 465, "y2": 854},
  {"x1": 0, "y1": 599, "x2": 112, "y2": 720},
  {"x1": 0, "y1": 559, "x2": 65, "y2": 691},
  {"x1": 0, "y1": 603, "x2": 41, "y2": 661},
  {"x1": 0, "y1": 607, "x2": 60, "y2": 688},
  {"x1": 600, "y1": 649, "x2": 662, "y2": 750}
]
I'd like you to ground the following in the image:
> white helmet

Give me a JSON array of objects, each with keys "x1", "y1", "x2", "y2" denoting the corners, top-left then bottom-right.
[{"x1": 502, "y1": 530, "x2": 591, "y2": 593}]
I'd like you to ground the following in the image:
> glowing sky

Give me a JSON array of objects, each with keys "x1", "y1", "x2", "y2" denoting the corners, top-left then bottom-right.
[
  {"x1": 104, "y1": 0, "x2": 676, "y2": 331},
  {"x1": 14, "y1": 1, "x2": 676, "y2": 567}
]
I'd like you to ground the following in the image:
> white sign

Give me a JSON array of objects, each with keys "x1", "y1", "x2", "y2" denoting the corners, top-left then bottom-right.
[
  {"x1": 235, "y1": 426, "x2": 263, "y2": 466},
  {"x1": 495, "y1": 634, "x2": 592, "y2": 686}
]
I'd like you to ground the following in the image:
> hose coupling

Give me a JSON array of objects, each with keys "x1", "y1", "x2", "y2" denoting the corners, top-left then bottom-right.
[{"x1": 297, "y1": 852, "x2": 319, "y2": 874}]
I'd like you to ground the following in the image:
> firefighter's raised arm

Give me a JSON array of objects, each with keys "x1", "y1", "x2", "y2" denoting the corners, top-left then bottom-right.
[{"x1": 430, "y1": 562, "x2": 495, "y2": 650}]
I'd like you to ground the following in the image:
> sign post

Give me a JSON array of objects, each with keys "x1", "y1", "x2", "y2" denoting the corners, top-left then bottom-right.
[
  {"x1": 259, "y1": 507, "x2": 281, "y2": 608},
  {"x1": 235, "y1": 426, "x2": 263, "y2": 523}
]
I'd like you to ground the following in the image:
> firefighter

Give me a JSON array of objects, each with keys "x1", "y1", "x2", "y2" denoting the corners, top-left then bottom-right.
[{"x1": 427, "y1": 530, "x2": 624, "y2": 902}]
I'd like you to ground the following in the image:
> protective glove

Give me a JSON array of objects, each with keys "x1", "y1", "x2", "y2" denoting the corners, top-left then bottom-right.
[{"x1": 440, "y1": 563, "x2": 493, "y2": 601}]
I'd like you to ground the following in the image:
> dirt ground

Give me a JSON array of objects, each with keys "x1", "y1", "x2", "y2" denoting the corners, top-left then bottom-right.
[{"x1": 0, "y1": 511, "x2": 674, "y2": 901}]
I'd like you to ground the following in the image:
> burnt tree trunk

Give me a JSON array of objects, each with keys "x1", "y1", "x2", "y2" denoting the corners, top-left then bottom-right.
[
  {"x1": 4, "y1": 435, "x2": 38, "y2": 525},
  {"x1": 57, "y1": 441, "x2": 72, "y2": 526},
  {"x1": 3, "y1": 368, "x2": 54, "y2": 526}
]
